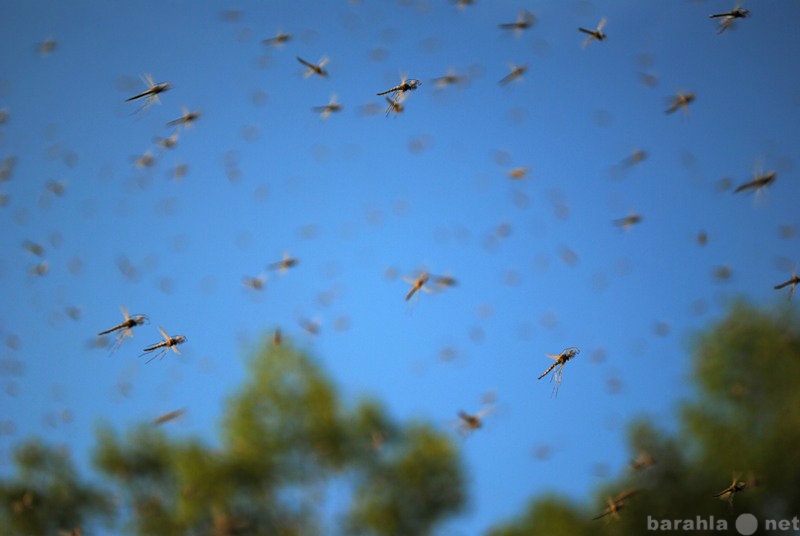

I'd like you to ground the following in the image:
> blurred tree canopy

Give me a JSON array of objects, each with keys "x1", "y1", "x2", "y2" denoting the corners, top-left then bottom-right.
[
  {"x1": 3, "y1": 302, "x2": 799, "y2": 535},
  {"x1": 1, "y1": 341, "x2": 465, "y2": 535},
  {"x1": 488, "y1": 300, "x2": 800, "y2": 534}
]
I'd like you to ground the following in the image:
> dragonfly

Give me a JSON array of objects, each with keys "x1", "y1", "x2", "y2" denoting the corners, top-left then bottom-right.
[
  {"x1": 384, "y1": 97, "x2": 404, "y2": 117},
  {"x1": 579, "y1": 18, "x2": 607, "y2": 48},
  {"x1": 499, "y1": 9, "x2": 536, "y2": 37},
  {"x1": 432, "y1": 68, "x2": 467, "y2": 90},
  {"x1": 313, "y1": 95, "x2": 343, "y2": 119},
  {"x1": 297, "y1": 56, "x2": 329, "y2": 78},
  {"x1": 734, "y1": 170, "x2": 776, "y2": 194},
  {"x1": 377, "y1": 75, "x2": 421, "y2": 115},
  {"x1": 153, "y1": 408, "x2": 185, "y2": 425},
  {"x1": 774, "y1": 266, "x2": 799, "y2": 300},
  {"x1": 263, "y1": 31, "x2": 292, "y2": 47},
  {"x1": 403, "y1": 271, "x2": 431, "y2": 301},
  {"x1": 243, "y1": 274, "x2": 266, "y2": 290},
  {"x1": 713, "y1": 474, "x2": 749, "y2": 508},
  {"x1": 665, "y1": 91, "x2": 696, "y2": 115},
  {"x1": 537, "y1": 346, "x2": 580, "y2": 397},
  {"x1": 166, "y1": 106, "x2": 201, "y2": 128},
  {"x1": 710, "y1": 3, "x2": 750, "y2": 33},
  {"x1": 614, "y1": 213, "x2": 643, "y2": 230},
  {"x1": 592, "y1": 488, "x2": 640, "y2": 520},
  {"x1": 125, "y1": 73, "x2": 171, "y2": 109},
  {"x1": 266, "y1": 253, "x2": 298, "y2": 274},
  {"x1": 498, "y1": 63, "x2": 527, "y2": 85},
  {"x1": 457, "y1": 407, "x2": 493, "y2": 436},
  {"x1": 154, "y1": 131, "x2": 179, "y2": 150},
  {"x1": 97, "y1": 306, "x2": 148, "y2": 353},
  {"x1": 141, "y1": 327, "x2": 187, "y2": 364}
]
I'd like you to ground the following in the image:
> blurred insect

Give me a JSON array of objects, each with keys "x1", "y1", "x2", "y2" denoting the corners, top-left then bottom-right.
[
  {"x1": 713, "y1": 474, "x2": 749, "y2": 509},
  {"x1": 537, "y1": 346, "x2": 579, "y2": 397},
  {"x1": 456, "y1": 407, "x2": 492, "y2": 436},
  {"x1": 23, "y1": 240, "x2": 45, "y2": 256},
  {"x1": 141, "y1": 327, "x2": 187, "y2": 363},
  {"x1": 453, "y1": 0, "x2": 475, "y2": 9},
  {"x1": 153, "y1": 408, "x2": 185, "y2": 425},
  {"x1": 432, "y1": 274, "x2": 458, "y2": 291},
  {"x1": 266, "y1": 253, "x2": 298, "y2": 273},
  {"x1": 592, "y1": 488, "x2": 640, "y2": 520},
  {"x1": 614, "y1": 213, "x2": 643, "y2": 230},
  {"x1": 508, "y1": 166, "x2": 530, "y2": 179},
  {"x1": 263, "y1": 31, "x2": 292, "y2": 47},
  {"x1": 432, "y1": 68, "x2": 467, "y2": 90},
  {"x1": 313, "y1": 95, "x2": 343, "y2": 119},
  {"x1": 134, "y1": 150, "x2": 156, "y2": 169},
  {"x1": 297, "y1": 56, "x2": 329, "y2": 78},
  {"x1": 272, "y1": 328, "x2": 282, "y2": 346},
  {"x1": 154, "y1": 131, "x2": 179, "y2": 150},
  {"x1": 166, "y1": 107, "x2": 201, "y2": 129},
  {"x1": 733, "y1": 170, "x2": 776, "y2": 194},
  {"x1": 97, "y1": 306, "x2": 148, "y2": 354},
  {"x1": 579, "y1": 18, "x2": 607, "y2": 47},
  {"x1": 774, "y1": 267, "x2": 799, "y2": 300},
  {"x1": 29, "y1": 261, "x2": 49, "y2": 276},
  {"x1": 665, "y1": 91, "x2": 695, "y2": 115},
  {"x1": 710, "y1": 3, "x2": 750, "y2": 33},
  {"x1": 630, "y1": 452, "x2": 657, "y2": 472},
  {"x1": 37, "y1": 37, "x2": 57, "y2": 56},
  {"x1": 125, "y1": 73, "x2": 171, "y2": 109},
  {"x1": 498, "y1": 63, "x2": 527, "y2": 85},
  {"x1": 243, "y1": 274, "x2": 266, "y2": 290},
  {"x1": 403, "y1": 271, "x2": 431, "y2": 301},
  {"x1": 384, "y1": 97, "x2": 404, "y2": 117},
  {"x1": 499, "y1": 9, "x2": 536, "y2": 37}
]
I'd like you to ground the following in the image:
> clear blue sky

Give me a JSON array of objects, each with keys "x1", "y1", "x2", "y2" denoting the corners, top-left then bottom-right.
[{"x1": 1, "y1": 1, "x2": 799, "y2": 534}]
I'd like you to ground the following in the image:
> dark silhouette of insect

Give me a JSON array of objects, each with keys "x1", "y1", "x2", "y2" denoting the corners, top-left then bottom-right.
[
  {"x1": 297, "y1": 56, "x2": 329, "y2": 78},
  {"x1": 579, "y1": 18, "x2": 607, "y2": 47},
  {"x1": 592, "y1": 488, "x2": 640, "y2": 520},
  {"x1": 734, "y1": 171, "x2": 776, "y2": 194},
  {"x1": 125, "y1": 73, "x2": 171, "y2": 108},
  {"x1": 710, "y1": 3, "x2": 750, "y2": 33}
]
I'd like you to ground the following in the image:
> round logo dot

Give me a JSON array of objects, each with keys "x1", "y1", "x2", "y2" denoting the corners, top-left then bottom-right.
[{"x1": 736, "y1": 513, "x2": 758, "y2": 535}]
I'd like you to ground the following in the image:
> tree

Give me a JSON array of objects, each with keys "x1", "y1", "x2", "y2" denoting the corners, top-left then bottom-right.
[
  {"x1": 1, "y1": 341, "x2": 466, "y2": 535},
  {"x1": 488, "y1": 301, "x2": 800, "y2": 534}
]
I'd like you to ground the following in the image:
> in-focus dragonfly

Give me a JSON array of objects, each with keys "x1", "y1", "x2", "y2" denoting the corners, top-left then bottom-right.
[
  {"x1": 141, "y1": 327, "x2": 187, "y2": 364},
  {"x1": 579, "y1": 18, "x2": 607, "y2": 48},
  {"x1": 97, "y1": 306, "x2": 148, "y2": 354},
  {"x1": 537, "y1": 346, "x2": 579, "y2": 397}
]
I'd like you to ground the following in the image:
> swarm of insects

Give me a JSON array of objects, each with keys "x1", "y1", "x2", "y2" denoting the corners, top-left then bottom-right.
[{"x1": 537, "y1": 346, "x2": 579, "y2": 397}]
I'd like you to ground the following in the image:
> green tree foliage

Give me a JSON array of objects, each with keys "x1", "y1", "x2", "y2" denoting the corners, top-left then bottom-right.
[
  {"x1": 91, "y1": 340, "x2": 465, "y2": 535},
  {"x1": 0, "y1": 441, "x2": 114, "y2": 535},
  {"x1": 489, "y1": 301, "x2": 800, "y2": 534}
]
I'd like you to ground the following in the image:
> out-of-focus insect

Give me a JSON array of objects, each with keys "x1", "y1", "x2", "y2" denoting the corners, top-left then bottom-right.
[
  {"x1": 243, "y1": 274, "x2": 266, "y2": 290},
  {"x1": 453, "y1": 0, "x2": 475, "y2": 9},
  {"x1": 614, "y1": 213, "x2": 643, "y2": 230},
  {"x1": 272, "y1": 328, "x2": 282, "y2": 346},
  {"x1": 313, "y1": 95, "x2": 343, "y2": 119},
  {"x1": 432, "y1": 69, "x2": 467, "y2": 90},
  {"x1": 457, "y1": 407, "x2": 493, "y2": 436},
  {"x1": 166, "y1": 107, "x2": 201, "y2": 129},
  {"x1": 125, "y1": 73, "x2": 171, "y2": 109},
  {"x1": 135, "y1": 151, "x2": 156, "y2": 169},
  {"x1": 630, "y1": 452, "x2": 657, "y2": 472},
  {"x1": 713, "y1": 474, "x2": 749, "y2": 508},
  {"x1": 499, "y1": 63, "x2": 527, "y2": 85},
  {"x1": 23, "y1": 240, "x2": 45, "y2": 256},
  {"x1": 508, "y1": 166, "x2": 530, "y2": 179},
  {"x1": 97, "y1": 306, "x2": 148, "y2": 354},
  {"x1": 154, "y1": 131, "x2": 179, "y2": 151},
  {"x1": 432, "y1": 274, "x2": 458, "y2": 291},
  {"x1": 384, "y1": 97, "x2": 404, "y2": 117},
  {"x1": 263, "y1": 31, "x2": 292, "y2": 47},
  {"x1": 734, "y1": 170, "x2": 776, "y2": 194},
  {"x1": 499, "y1": 9, "x2": 536, "y2": 37},
  {"x1": 579, "y1": 18, "x2": 607, "y2": 47},
  {"x1": 266, "y1": 253, "x2": 298, "y2": 273},
  {"x1": 297, "y1": 56, "x2": 329, "y2": 78},
  {"x1": 403, "y1": 271, "x2": 431, "y2": 301},
  {"x1": 37, "y1": 37, "x2": 57, "y2": 55},
  {"x1": 537, "y1": 346, "x2": 579, "y2": 397},
  {"x1": 141, "y1": 327, "x2": 187, "y2": 364},
  {"x1": 592, "y1": 488, "x2": 640, "y2": 520},
  {"x1": 29, "y1": 261, "x2": 49, "y2": 276},
  {"x1": 710, "y1": 3, "x2": 750, "y2": 33},
  {"x1": 774, "y1": 266, "x2": 799, "y2": 300},
  {"x1": 665, "y1": 91, "x2": 695, "y2": 115},
  {"x1": 153, "y1": 408, "x2": 185, "y2": 425}
]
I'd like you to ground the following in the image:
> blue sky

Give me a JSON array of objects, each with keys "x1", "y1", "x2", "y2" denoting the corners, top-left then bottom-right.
[{"x1": 1, "y1": 1, "x2": 799, "y2": 534}]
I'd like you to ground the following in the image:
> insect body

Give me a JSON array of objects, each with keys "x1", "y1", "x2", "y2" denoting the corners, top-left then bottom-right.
[
  {"x1": 710, "y1": 4, "x2": 750, "y2": 33},
  {"x1": 579, "y1": 18, "x2": 607, "y2": 47},
  {"x1": 142, "y1": 327, "x2": 187, "y2": 363},
  {"x1": 592, "y1": 488, "x2": 640, "y2": 520},
  {"x1": 403, "y1": 271, "x2": 431, "y2": 301},
  {"x1": 665, "y1": 92, "x2": 695, "y2": 115},
  {"x1": 297, "y1": 56, "x2": 329, "y2": 78},
  {"x1": 774, "y1": 267, "x2": 800, "y2": 300},
  {"x1": 97, "y1": 306, "x2": 148, "y2": 353},
  {"x1": 734, "y1": 171, "x2": 776, "y2": 194},
  {"x1": 125, "y1": 73, "x2": 171, "y2": 109},
  {"x1": 537, "y1": 346, "x2": 579, "y2": 397}
]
